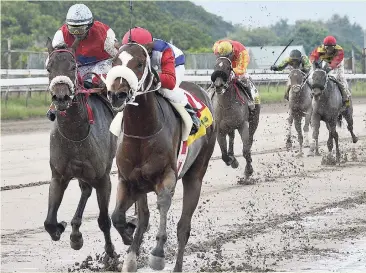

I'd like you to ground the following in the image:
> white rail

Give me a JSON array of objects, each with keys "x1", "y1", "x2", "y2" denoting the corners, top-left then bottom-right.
[{"x1": 1, "y1": 69, "x2": 366, "y2": 91}]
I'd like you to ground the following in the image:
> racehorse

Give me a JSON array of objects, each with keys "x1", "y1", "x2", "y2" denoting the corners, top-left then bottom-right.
[
  {"x1": 103, "y1": 42, "x2": 216, "y2": 272},
  {"x1": 43, "y1": 37, "x2": 118, "y2": 259},
  {"x1": 210, "y1": 56, "x2": 260, "y2": 181},
  {"x1": 285, "y1": 68, "x2": 313, "y2": 155},
  {"x1": 308, "y1": 62, "x2": 358, "y2": 162}
]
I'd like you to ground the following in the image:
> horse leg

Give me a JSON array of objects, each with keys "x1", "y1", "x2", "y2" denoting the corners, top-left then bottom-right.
[
  {"x1": 69, "y1": 180, "x2": 92, "y2": 250},
  {"x1": 111, "y1": 178, "x2": 137, "y2": 246},
  {"x1": 238, "y1": 121, "x2": 253, "y2": 179},
  {"x1": 95, "y1": 175, "x2": 116, "y2": 258},
  {"x1": 294, "y1": 116, "x2": 303, "y2": 156},
  {"x1": 122, "y1": 194, "x2": 150, "y2": 272},
  {"x1": 342, "y1": 108, "x2": 358, "y2": 143},
  {"x1": 303, "y1": 110, "x2": 311, "y2": 148},
  {"x1": 44, "y1": 174, "x2": 70, "y2": 241},
  {"x1": 173, "y1": 136, "x2": 214, "y2": 272},
  {"x1": 328, "y1": 121, "x2": 341, "y2": 162},
  {"x1": 149, "y1": 171, "x2": 176, "y2": 270},
  {"x1": 173, "y1": 172, "x2": 204, "y2": 271},
  {"x1": 217, "y1": 129, "x2": 231, "y2": 166},
  {"x1": 249, "y1": 104, "x2": 260, "y2": 149},
  {"x1": 308, "y1": 113, "x2": 321, "y2": 157},
  {"x1": 286, "y1": 111, "x2": 294, "y2": 150},
  {"x1": 228, "y1": 130, "x2": 239, "y2": 168}
]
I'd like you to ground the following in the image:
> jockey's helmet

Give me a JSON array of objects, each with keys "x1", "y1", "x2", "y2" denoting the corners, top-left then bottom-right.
[
  {"x1": 289, "y1": 49, "x2": 302, "y2": 60},
  {"x1": 66, "y1": 4, "x2": 94, "y2": 38},
  {"x1": 217, "y1": 41, "x2": 233, "y2": 58},
  {"x1": 122, "y1": 27, "x2": 153, "y2": 45},
  {"x1": 323, "y1": 35, "x2": 337, "y2": 46},
  {"x1": 323, "y1": 35, "x2": 337, "y2": 54}
]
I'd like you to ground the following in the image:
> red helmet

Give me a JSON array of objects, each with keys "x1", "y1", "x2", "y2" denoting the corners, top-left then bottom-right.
[
  {"x1": 323, "y1": 36, "x2": 337, "y2": 46},
  {"x1": 122, "y1": 27, "x2": 153, "y2": 45}
]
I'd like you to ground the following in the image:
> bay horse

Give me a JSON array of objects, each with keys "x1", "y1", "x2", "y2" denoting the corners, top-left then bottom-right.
[
  {"x1": 43, "y1": 37, "x2": 118, "y2": 259},
  {"x1": 308, "y1": 62, "x2": 358, "y2": 162},
  {"x1": 210, "y1": 56, "x2": 260, "y2": 181},
  {"x1": 285, "y1": 68, "x2": 312, "y2": 156},
  {"x1": 103, "y1": 43, "x2": 216, "y2": 272}
]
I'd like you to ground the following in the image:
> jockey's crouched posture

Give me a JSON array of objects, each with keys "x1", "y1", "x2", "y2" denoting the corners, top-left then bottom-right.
[
  {"x1": 309, "y1": 35, "x2": 351, "y2": 107},
  {"x1": 121, "y1": 27, "x2": 201, "y2": 135},
  {"x1": 270, "y1": 49, "x2": 311, "y2": 101},
  {"x1": 46, "y1": 3, "x2": 119, "y2": 121},
  {"x1": 212, "y1": 39, "x2": 257, "y2": 110}
]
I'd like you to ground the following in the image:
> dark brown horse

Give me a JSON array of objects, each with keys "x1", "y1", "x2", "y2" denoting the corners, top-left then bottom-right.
[
  {"x1": 43, "y1": 37, "x2": 117, "y2": 259},
  {"x1": 210, "y1": 57, "x2": 260, "y2": 181},
  {"x1": 103, "y1": 42, "x2": 217, "y2": 272}
]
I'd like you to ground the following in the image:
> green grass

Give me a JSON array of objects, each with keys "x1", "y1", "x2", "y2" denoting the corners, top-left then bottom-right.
[
  {"x1": 1, "y1": 92, "x2": 51, "y2": 120},
  {"x1": 1, "y1": 81, "x2": 366, "y2": 120},
  {"x1": 257, "y1": 81, "x2": 366, "y2": 103}
]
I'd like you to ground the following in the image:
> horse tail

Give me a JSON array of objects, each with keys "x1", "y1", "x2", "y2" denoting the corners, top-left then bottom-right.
[{"x1": 337, "y1": 114, "x2": 343, "y2": 128}]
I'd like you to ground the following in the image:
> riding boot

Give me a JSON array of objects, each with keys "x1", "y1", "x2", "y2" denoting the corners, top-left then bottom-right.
[
  {"x1": 46, "y1": 103, "x2": 56, "y2": 122},
  {"x1": 184, "y1": 104, "x2": 201, "y2": 135},
  {"x1": 239, "y1": 78, "x2": 255, "y2": 111},
  {"x1": 284, "y1": 85, "x2": 291, "y2": 101},
  {"x1": 337, "y1": 81, "x2": 350, "y2": 107}
]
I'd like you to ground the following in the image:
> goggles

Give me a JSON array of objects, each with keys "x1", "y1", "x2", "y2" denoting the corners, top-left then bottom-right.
[
  {"x1": 324, "y1": 45, "x2": 336, "y2": 50},
  {"x1": 67, "y1": 24, "x2": 89, "y2": 36}
]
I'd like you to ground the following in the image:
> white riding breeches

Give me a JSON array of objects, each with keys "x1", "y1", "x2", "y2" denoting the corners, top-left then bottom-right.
[
  {"x1": 239, "y1": 72, "x2": 260, "y2": 104},
  {"x1": 158, "y1": 64, "x2": 188, "y2": 106},
  {"x1": 78, "y1": 59, "x2": 113, "y2": 82}
]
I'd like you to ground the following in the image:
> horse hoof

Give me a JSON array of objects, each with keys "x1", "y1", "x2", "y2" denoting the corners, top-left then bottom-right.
[
  {"x1": 296, "y1": 152, "x2": 303, "y2": 158},
  {"x1": 307, "y1": 151, "x2": 314, "y2": 157},
  {"x1": 105, "y1": 244, "x2": 116, "y2": 258},
  {"x1": 315, "y1": 151, "x2": 321, "y2": 156},
  {"x1": 304, "y1": 142, "x2": 310, "y2": 148},
  {"x1": 70, "y1": 232, "x2": 83, "y2": 250},
  {"x1": 122, "y1": 251, "x2": 137, "y2": 272},
  {"x1": 149, "y1": 254, "x2": 165, "y2": 271},
  {"x1": 45, "y1": 221, "x2": 67, "y2": 241},
  {"x1": 231, "y1": 158, "x2": 239, "y2": 169},
  {"x1": 353, "y1": 137, "x2": 358, "y2": 143}
]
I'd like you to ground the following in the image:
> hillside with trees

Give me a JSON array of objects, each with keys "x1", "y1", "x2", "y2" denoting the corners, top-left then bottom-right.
[
  {"x1": 1, "y1": 0, "x2": 364, "y2": 68},
  {"x1": 1, "y1": 0, "x2": 233, "y2": 52}
]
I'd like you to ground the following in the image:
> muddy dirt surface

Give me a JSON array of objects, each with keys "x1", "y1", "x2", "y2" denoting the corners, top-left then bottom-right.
[{"x1": 1, "y1": 101, "x2": 366, "y2": 272}]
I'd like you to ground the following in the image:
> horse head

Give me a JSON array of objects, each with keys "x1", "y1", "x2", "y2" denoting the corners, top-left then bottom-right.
[
  {"x1": 104, "y1": 42, "x2": 158, "y2": 111},
  {"x1": 310, "y1": 62, "x2": 329, "y2": 99},
  {"x1": 288, "y1": 68, "x2": 307, "y2": 94},
  {"x1": 210, "y1": 57, "x2": 233, "y2": 95},
  {"x1": 46, "y1": 37, "x2": 80, "y2": 111}
]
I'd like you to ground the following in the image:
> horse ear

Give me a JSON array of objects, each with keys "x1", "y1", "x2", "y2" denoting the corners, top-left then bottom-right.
[{"x1": 46, "y1": 37, "x2": 54, "y2": 54}]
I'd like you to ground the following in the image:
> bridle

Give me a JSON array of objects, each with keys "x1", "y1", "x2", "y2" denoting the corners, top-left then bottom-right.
[
  {"x1": 103, "y1": 43, "x2": 161, "y2": 112},
  {"x1": 48, "y1": 48, "x2": 104, "y2": 124},
  {"x1": 212, "y1": 56, "x2": 246, "y2": 105}
]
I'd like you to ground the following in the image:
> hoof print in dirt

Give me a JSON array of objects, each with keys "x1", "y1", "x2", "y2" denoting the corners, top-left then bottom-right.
[
  {"x1": 321, "y1": 154, "x2": 337, "y2": 166},
  {"x1": 237, "y1": 177, "x2": 256, "y2": 185}
]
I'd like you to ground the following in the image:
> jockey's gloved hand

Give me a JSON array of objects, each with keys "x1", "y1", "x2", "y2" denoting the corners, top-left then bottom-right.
[
  {"x1": 270, "y1": 65, "x2": 278, "y2": 71},
  {"x1": 229, "y1": 71, "x2": 236, "y2": 81},
  {"x1": 324, "y1": 66, "x2": 332, "y2": 73}
]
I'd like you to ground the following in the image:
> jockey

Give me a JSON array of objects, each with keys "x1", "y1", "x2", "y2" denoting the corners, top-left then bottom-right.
[
  {"x1": 212, "y1": 39, "x2": 256, "y2": 110},
  {"x1": 121, "y1": 26, "x2": 201, "y2": 135},
  {"x1": 270, "y1": 49, "x2": 311, "y2": 100},
  {"x1": 46, "y1": 3, "x2": 119, "y2": 121},
  {"x1": 309, "y1": 35, "x2": 351, "y2": 107}
]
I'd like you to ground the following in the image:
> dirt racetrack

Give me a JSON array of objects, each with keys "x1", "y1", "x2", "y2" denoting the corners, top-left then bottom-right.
[{"x1": 1, "y1": 99, "x2": 366, "y2": 272}]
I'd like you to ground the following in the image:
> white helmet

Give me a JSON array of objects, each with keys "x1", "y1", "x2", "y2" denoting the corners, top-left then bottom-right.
[{"x1": 66, "y1": 4, "x2": 93, "y2": 26}]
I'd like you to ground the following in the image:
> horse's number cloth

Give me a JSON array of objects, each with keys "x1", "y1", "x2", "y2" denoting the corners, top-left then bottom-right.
[{"x1": 176, "y1": 90, "x2": 213, "y2": 177}]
